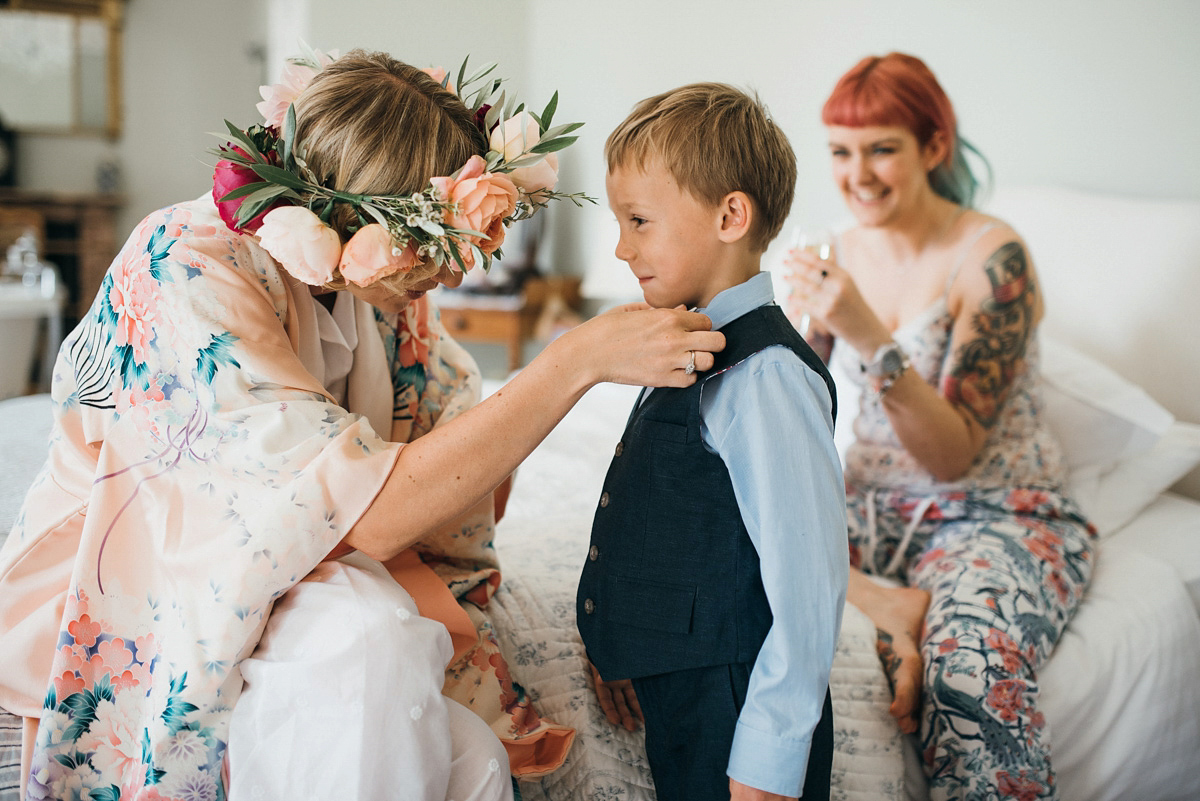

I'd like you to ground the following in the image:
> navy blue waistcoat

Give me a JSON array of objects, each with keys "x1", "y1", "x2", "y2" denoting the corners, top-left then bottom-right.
[{"x1": 578, "y1": 304, "x2": 836, "y2": 681}]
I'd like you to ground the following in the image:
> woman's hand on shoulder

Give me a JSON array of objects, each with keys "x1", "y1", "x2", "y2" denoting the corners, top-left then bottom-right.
[
  {"x1": 558, "y1": 304, "x2": 725, "y2": 388},
  {"x1": 784, "y1": 247, "x2": 891, "y2": 357}
]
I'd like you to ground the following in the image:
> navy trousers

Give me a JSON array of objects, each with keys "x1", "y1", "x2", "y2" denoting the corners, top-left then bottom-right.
[{"x1": 632, "y1": 662, "x2": 833, "y2": 801}]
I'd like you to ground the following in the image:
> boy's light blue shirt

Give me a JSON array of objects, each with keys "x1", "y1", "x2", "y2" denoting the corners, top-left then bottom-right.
[{"x1": 654, "y1": 271, "x2": 849, "y2": 796}]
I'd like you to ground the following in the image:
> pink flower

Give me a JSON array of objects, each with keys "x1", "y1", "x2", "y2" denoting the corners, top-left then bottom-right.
[
  {"x1": 97, "y1": 637, "x2": 133, "y2": 674},
  {"x1": 109, "y1": 258, "x2": 159, "y2": 364},
  {"x1": 338, "y1": 224, "x2": 421, "y2": 287},
  {"x1": 996, "y1": 770, "x2": 1045, "y2": 801},
  {"x1": 488, "y1": 111, "x2": 560, "y2": 194},
  {"x1": 421, "y1": 66, "x2": 454, "y2": 92},
  {"x1": 1008, "y1": 488, "x2": 1051, "y2": 512},
  {"x1": 68, "y1": 614, "x2": 102, "y2": 647},
  {"x1": 256, "y1": 50, "x2": 338, "y2": 127},
  {"x1": 431, "y1": 155, "x2": 518, "y2": 257},
  {"x1": 256, "y1": 206, "x2": 343, "y2": 286},
  {"x1": 398, "y1": 300, "x2": 431, "y2": 368},
  {"x1": 134, "y1": 633, "x2": 158, "y2": 663},
  {"x1": 987, "y1": 679, "x2": 1029, "y2": 723},
  {"x1": 212, "y1": 148, "x2": 281, "y2": 234},
  {"x1": 53, "y1": 670, "x2": 85, "y2": 700},
  {"x1": 985, "y1": 628, "x2": 1024, "y2": 674}
]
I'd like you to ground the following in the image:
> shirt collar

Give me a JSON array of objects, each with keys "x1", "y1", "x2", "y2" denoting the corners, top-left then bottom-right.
[{"x1": 695, "y1": 271, "x2": 775, "y2": 330}]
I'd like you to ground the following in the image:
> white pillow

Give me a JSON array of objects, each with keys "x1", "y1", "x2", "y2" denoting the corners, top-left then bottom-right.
[
  {"x1": 1065, "y1": 421, "x2": 1200, "y2": 536},
  {"x1": 1040, "y1": 336, "x2": 1173, "y2": 472},
  {"x1": 1039, "y1": 337, "x2": 1200, "y2": 535}
]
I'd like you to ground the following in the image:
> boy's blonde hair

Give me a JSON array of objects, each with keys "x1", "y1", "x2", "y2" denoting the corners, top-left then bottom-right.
[{"x1": 605, "y1": 82, "x2": 796, "y2": 252}]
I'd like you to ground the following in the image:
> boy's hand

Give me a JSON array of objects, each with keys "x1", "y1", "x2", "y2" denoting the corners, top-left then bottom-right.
[
  {"x1": 729, "y1": 778, "x2": 796, "y2": 801},
  {"x1": 588, "y1": 660, "x2": 643, "y2": 731}
]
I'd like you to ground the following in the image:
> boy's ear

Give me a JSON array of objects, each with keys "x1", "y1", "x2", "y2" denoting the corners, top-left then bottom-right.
[{"x1": 717, "y1": 191, "x2": 754, "y2": 244}]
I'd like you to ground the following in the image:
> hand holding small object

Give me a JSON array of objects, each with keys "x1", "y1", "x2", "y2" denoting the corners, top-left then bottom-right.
[{"x1": 784, "y1": 246, "x2": 890, "y2": 359}]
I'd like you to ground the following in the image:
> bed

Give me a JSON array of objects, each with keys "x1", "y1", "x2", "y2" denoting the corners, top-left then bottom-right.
[
  {"x1": 487, "y1": 184, "x2": 1200, "y2": 801},
  {"x1": 2, "y1": 185, "x2": 1199, "y2": 801}
]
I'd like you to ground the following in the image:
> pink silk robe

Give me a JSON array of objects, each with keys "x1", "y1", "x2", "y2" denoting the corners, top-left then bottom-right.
[{"x1": 0, "y1": 198, "x2": 570, "y2": 801}]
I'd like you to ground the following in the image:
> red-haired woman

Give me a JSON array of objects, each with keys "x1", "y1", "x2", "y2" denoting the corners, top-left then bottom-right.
[{"x1": 785, "y1": 52, "x2": 1095, "y2": 800}]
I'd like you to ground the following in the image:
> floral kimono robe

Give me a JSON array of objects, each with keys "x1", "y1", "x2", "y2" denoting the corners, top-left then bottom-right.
[{"x1": 0, "y1": 198, "x2": 570, "y2": 801}]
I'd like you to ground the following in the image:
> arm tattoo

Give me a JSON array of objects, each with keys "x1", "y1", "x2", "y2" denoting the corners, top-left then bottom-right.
[{"x1": 942, "y1": 241, "x2": 1035, "y2": 428}]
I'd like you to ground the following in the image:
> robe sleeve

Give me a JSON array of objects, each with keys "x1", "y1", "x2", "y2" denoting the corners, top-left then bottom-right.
[{"x1": 0, "y1": 198, "x2": 402, "y2": 785}]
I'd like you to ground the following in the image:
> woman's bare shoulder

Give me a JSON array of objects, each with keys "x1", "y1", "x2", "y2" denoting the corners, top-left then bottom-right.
[{"x1": 949, "y1": 212, "x2": 1042, "y2": 320}]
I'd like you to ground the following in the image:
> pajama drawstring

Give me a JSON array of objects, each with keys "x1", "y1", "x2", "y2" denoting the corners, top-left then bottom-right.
[{"x1": 862, "y1": 488, "x2": 936, "y2": 579}]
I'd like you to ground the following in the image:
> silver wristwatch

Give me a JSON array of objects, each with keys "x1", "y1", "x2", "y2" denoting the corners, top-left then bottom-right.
[{"x1": 862, "y1": 342, "x2": 910, "y2": 395}]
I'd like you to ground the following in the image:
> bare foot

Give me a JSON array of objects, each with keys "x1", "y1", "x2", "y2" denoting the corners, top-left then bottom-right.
[{"x1": 847, "y1": 571, "x2": 931, "y2": 734}]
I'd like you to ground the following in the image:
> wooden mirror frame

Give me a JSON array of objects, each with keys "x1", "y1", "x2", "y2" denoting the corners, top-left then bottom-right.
[{"x1": 0, "y1": 0, "x2": 124, "y2": 138}]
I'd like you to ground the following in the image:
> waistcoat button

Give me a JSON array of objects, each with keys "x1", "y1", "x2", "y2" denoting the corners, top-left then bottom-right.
[
  {"x1": 588, "y1": 545, "x2": 599, "y2": 561},
  {"x1": 614, "y1": 441, "x2": 624, "y2": 456},
  {"x1": 599, "y1": 492, "x2": 610, "y2": 508},
  {"x1": 584, "y1": 598, "x2": 595, "y2": 614}
]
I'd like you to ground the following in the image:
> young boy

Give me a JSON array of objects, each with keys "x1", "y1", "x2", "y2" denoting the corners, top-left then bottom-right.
[{"x1": 576, "y1": 83, "x2": 849, "y2": 801}]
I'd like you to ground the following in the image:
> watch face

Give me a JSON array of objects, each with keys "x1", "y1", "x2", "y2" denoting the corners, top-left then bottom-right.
[{"x1": 881, "y1": 347, "x2": 904, "y2": 374}]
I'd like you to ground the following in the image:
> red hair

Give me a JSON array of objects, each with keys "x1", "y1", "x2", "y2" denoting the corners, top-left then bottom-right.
[{"x1": 822, "y1": 52, "x2": 957, "y2": 168}]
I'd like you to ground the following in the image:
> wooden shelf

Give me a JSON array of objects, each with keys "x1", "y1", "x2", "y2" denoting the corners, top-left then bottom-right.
[
  {"x1": 0, "y1": 188, "x2": 123, "y2": 325},
  {"x1": 436, "y1": 276, "x2": 583, "y2": 372}
]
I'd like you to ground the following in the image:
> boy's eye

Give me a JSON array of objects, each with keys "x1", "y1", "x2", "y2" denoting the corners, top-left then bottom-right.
[
  {"x1": 872, "y1": 146, "x2": 896, "y2": 155},
  {"x1": 630, "y1": 215, "x2": 647, "y2": 227}
]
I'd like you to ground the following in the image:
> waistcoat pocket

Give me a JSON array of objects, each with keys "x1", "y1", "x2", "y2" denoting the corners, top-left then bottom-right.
[{"x1": 609, "y1": 575, "x2": 696, "y2": 634}]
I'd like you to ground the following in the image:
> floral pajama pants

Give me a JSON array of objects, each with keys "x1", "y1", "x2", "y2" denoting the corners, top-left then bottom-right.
[{"x1": 846, "y1": 485, "x2": 1096, "y2": 801}]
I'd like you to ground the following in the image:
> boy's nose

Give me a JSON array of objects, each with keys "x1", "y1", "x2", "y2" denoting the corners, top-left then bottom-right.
[{"x1": 614, "y1": 237, "x2": 634, "y2": 263}]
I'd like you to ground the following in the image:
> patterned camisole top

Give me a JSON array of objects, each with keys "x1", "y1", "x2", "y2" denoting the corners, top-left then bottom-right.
[{"x1": 833, "y1": 224, "x2": 1067, "y2": 494}]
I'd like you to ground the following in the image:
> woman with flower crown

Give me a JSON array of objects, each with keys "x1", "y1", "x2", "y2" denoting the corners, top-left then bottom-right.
[{"x1": 0, "y1": 49, "x2": 723, "y2": 801}]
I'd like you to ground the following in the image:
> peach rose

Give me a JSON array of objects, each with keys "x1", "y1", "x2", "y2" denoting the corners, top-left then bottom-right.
[
  {"x1": 256, "y1": 206, "x2": 342, "y2": 286},
  {"x1": 431, "y1": 155, "x2": 518, "y2": 256},
  {"x1": 256, "y1": 50, "x2": 338, "y2": 127},
  {"x1": 338, "y1": 224, "x2": 421, "y2": 287},
  {"x1": 488, "y1": 111, "x2": 560, "y2": 195},
  {"x1": 421, "y1": 66, "x2": 454, "y2": 93}
]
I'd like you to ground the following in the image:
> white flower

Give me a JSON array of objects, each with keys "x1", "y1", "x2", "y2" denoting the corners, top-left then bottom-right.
[
  {"x1": 37, "y1": 710, "x2": 72, "y2": 748},
  {"x1": 488, "y1": 111, "x2": 560, "y2": 194},
  {"x1": 80, "y1": 692, "x2": 144, "y2": 787},
  {"x1": 256, "y1": 207, "x2": 342, "y2": 286},
  {"x1": 50, "y1": 766, "x2": 97, "y2": 801}
]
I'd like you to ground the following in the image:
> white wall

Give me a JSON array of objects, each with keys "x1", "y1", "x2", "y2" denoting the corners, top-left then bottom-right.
[
  {"x1": 304, "y1": 0, "x2": 529, "y2": 95},
  {"x1": 18, "y1": 1, "x2": 1198, "y2": 286},
  {"x1": 517, "y1": 0, "x2": 1200, "y2": 299}
]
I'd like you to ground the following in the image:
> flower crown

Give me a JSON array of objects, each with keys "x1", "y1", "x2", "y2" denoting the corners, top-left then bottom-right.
[{"x1": 211, "y1": 47, "x2": 593, "y2": 287}]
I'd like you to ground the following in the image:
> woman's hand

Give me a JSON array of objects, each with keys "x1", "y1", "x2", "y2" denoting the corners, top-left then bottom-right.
[
  {"x1": 784, "y1": 248, "x2": 891, "y2": 359},
  {"x1": 564, "y1": 304, "x2": 725, "y2": 388}
]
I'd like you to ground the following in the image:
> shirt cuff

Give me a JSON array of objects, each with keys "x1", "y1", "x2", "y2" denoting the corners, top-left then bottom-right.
[{"x1": 726, "y1": 719, "x2": 814, "y2": 797}]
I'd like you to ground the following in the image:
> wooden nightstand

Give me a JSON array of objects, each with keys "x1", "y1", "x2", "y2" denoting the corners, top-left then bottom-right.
[{"x1": 435, "y1": 276, "x2": 582, "y2": 372}]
